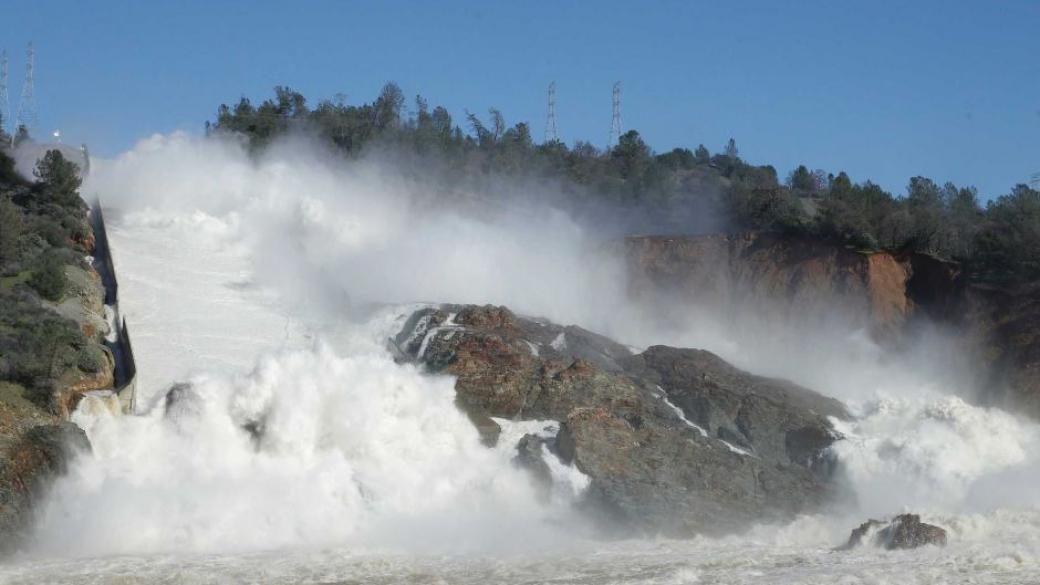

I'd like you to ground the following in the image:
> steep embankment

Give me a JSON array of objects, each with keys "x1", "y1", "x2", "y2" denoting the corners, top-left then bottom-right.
[
  {"x1": 624, "y1": 232, "x2": 1040, "y2": 417},
  {"x1": 960, "y1": 282, "x2": 1040, "y2": 414},
  {"x1": 0, "y1": 146, "x2": 113, "y2": 550}
]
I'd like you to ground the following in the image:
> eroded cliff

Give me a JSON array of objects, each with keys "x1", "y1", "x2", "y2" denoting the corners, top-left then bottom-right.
[{"x1": 624, "y1": 232, "x2": 1040, "y2": 418}]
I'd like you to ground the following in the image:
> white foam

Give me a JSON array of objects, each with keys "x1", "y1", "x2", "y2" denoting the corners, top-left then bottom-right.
[
  {"x1": 492, "y1": 418, "x2": 591, "y2": 500},
  {"x1": 38, "y1": 335, "x2": 583, "y2": 557},
  {"x1": 831, "y1": 392, "x2": 1040, "y2": 516}
]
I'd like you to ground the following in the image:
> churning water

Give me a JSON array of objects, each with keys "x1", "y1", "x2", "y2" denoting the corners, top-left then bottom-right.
[{"x1": 3, "y1": 134, "x2": 1040, "y2": 583}]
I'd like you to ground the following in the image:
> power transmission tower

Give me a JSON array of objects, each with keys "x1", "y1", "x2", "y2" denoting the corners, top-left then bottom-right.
[
  {"x1": 1030, "y1": 172, "x2": 1040, "y2": 189},
  {"x1": 544, "y1": 81, "x2": 558, "y2": 143},
  {"x1": 17, "y1": 42, "x2": 37, "y2": 132},
  {"x1": 608, "y1": 81, "x2": 622, "y2": 148},
  {"x1": 0, "y1": 51, "x2": 10, "y2": 136}
]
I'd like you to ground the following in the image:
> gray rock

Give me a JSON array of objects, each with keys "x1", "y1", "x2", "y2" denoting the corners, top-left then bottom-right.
[
  {"x1": 844, "y1": 514, "x2": 948, "y2": 550},
  {"x1": 0, "y1": 423, "x2": 89, "y2": 553},
  {"x1": 514, "y1": 433, "x2": 553, "y2": 502},
  {"x1": 620, "y1": 346, "x2": 847, "y2": 473},
  {"x1": 397, "y1": 304, "x2": 848, "y2": 536}
]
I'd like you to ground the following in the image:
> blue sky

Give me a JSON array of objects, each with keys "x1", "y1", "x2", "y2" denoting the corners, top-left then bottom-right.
[{"x1": 4, "y1": 0, "x2": 1038, "y2": 198}]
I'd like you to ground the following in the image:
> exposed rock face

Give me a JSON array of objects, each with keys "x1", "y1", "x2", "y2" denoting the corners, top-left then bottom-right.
[
  {"x1": 625, "y1": 232, "x2": 1040, "y2": 420},
  {"x1": 844, "y1": 514, "x2": 948, "y2": 550},
  {"x1": 960, "y1": 283, "x2": 1040, "y2": 417},
  {"x1": 54, "y1": 264, "x2": 109, "y2": 341},
  {"x1": 43, "y1": 261, "x2": 116, "y2": 417},
  {"x1": 625, "y1": 232, "x2": 916, "y2": 338},
  {"x1": 514, "y1": 433, "x2": 554, "y2": 501},
  {"x1": 620, "y1": 345, "x2": 847, "y2": 474},
  {"x1": 395, "y1": 304, "x2": 848, "y2": 535},
  {"x1": 0, "y1": 423, "x2": 89, "y2": 552}
]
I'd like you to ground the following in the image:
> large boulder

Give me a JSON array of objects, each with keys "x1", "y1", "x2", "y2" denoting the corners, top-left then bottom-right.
[
  {"x1": 844, "y1": 514, "x2": 948, "y2": 550},
  {"x1": 394, "y1": 304, "x2": 848, "y2": 535},
  {"x1": 0, "y1": 423, "x2": 89, "y2": 552},
  {"x1": 620, "y1": 345, "x2": 847, "y2": 474}
]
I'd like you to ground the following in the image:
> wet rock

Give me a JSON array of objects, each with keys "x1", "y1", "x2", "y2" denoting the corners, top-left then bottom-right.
[
  {"x1": 0, "y1": 423, "x2": 89, "y2": 552},
  {"x1": 163, "y1": 382, "x2": 199, "y2": 418},
  {"x1": 514, "y1": 433, "x2": 553, "y2": 501},
  {"x1": 398, "y1": 304, "x2": 847, "y2": 536},
  {"x1": 620, "y1": 345, "x2": 847, "y2": 472},
  {"x1": 844, "y1": 514, "x2": 948, "y2": 550}
]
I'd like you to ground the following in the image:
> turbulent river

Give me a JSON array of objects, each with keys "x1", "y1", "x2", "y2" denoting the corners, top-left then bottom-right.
[{"x1": 2, "y1": 134, "x2": 1040, "y2": 584}]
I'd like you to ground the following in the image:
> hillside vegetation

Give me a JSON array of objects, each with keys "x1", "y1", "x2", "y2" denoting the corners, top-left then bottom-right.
[{"x1": 0, "y1": 141, "x2": 105, "y2": 414}]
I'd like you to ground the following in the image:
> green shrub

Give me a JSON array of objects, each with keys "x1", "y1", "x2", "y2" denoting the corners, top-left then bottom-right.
[
  {"x1": 0, "y1": 290, "x2": 84, "y2": 388},
  {"x1": 29, "y1": 215, "x2": 68, "y2": 248},
  {"x1": 28, "y1": 251, "x2": 67, "y2": 301},
  {"x1": 77, "y1": 345, "x2": 104, "y2": 373},
  {"x1": 0, "y1": 196, "x2": 21, "y2": 266}
]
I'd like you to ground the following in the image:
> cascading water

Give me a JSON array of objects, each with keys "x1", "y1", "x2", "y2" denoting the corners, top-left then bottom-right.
[
  {"x1": 40, "y1": 339, "x2": 588, "y2": 557},
  {"x1": 5, "y1": 132, "x2": 1040, "y2": 583}
]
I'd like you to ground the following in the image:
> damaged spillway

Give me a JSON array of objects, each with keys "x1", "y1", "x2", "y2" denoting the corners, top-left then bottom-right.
[{"x1": 86, "y1": 200, "x2": 138, "y2": 415}]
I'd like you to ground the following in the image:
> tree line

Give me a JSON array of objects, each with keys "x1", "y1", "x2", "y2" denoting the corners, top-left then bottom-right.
[{"x1": 211, "y1": 84, "x2": 1040, "y2": 283}]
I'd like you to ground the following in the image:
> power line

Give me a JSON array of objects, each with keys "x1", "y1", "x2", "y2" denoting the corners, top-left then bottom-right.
[
  {"x1": 608, "y1": 81, "x2": 622, "y2": 148},
  {"x1": 17, "y1": 41, "x2": 37, "y2": 132},
  {"x1": 544, "y1": 81, "x2": 558, "y2": 143}
]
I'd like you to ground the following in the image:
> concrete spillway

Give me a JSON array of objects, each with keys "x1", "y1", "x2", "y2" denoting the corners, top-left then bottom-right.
[{"x1": 89, "y1": 200, "x2": 137, "y2": 414}]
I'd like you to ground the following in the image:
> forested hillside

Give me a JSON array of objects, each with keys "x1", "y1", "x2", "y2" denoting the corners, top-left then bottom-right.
[
  {"x1": 212, "y1": 85, "x2": 1040, "y2": 284},
  {"x1": 0, "y1": 138, "x2": 110, "y2": 422}
]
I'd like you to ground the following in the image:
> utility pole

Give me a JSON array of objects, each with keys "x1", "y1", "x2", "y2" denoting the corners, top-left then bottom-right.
[
  {"x1": 544, "y1": 81, "x2": 558, "y2": 143},
  {"x1": 608, "y1": 81, "x2": 622, "y2": 149},
  {"x1": 17, "y1": 42, "x2": 37, "y2": 133},
  {"x1": 0, "y1": 50, "x2": 10, "y2": 137}
]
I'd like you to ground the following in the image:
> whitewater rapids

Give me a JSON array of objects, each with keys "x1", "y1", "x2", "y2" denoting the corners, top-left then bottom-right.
[{"x1": 3, "y1": 133, "x2": 1040, "y2": 583}]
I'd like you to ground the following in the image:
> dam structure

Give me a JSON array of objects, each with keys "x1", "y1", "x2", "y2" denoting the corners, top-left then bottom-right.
[{"x1": 88, "y1": 198, "x2": 138, "y2": 414}]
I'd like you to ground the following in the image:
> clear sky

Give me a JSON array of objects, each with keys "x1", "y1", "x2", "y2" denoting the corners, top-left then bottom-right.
[{"x1": 4, "y1": 0, "x2": 1038, "y2": 198}]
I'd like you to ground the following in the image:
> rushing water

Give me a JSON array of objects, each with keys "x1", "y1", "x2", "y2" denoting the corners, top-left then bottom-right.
[{"x1": 3, "y1": 134, "x2": 1040, "y2": 583}]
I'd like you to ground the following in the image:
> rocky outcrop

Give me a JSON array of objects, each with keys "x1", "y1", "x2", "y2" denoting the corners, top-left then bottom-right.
[
  {"x1": 0, "y1": 423, "x2": 89, "y2": 552},
  {"x1": 958, "y1": 283, "x2": 1040, "y2": 416},
  {"x1": 620, "y1": 345, "x2": 847, "y2": 474},
  {"x1": 53, "y1": 264, "x2": 109, "y2": 341},
  {"x1": 624, "y1": 232, "x2": 920, "y2": 338},
  {"x1": 844, "y1": 514, "x2": 948, "y2": 550},
  {"x1": 625, "y1": 232, "x2": 1040, "y2": 420},
  {"x1": 42, "y1": 262, "x2": 117, "y2": 418},
  {"x1": 394, "y1": 304, "x2": 848, "y2": 536}
]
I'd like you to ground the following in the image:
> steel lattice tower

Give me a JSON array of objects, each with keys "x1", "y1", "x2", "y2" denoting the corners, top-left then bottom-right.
[
  {"x1": 1030, "y1": 172, "x2": 1040, "y2": 189},
  {"x1": 608, "y1": 82, "x2": 622, "y2": 148},
  {"x1": 544, "y1": 81, "x2": 558, "y2": 143},
  {"x1": 0, "y1": 51, "x2": 10, "y2": 136},
  {"x1": 17, "y1": 42, "x2": 37, "y2": 132}
]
